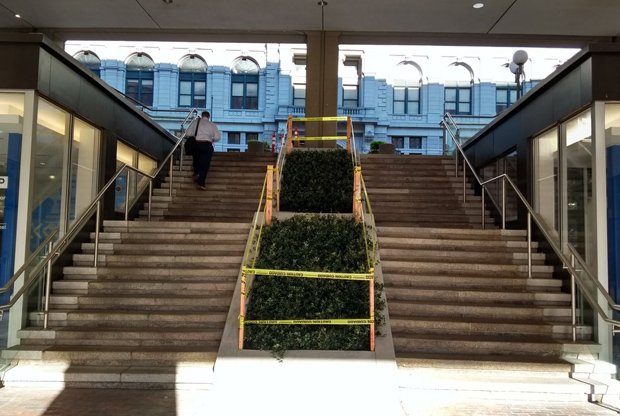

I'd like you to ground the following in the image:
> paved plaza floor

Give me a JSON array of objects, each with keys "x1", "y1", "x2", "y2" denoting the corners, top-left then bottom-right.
[{"x1": 0, "y1": 386, "x2": 619, "y2": 416}]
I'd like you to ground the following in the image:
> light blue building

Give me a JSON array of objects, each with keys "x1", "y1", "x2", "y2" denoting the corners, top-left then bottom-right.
[{"x1": 66, "y1": 42, "x2": 577, "y2": 155}]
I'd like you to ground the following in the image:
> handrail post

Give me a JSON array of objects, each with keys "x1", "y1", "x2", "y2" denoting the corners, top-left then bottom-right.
[
  {"x1": 266, "y1": 165, "x2": 273, "y2": 225},
  {"x1": 148, "y1": 180, "x2": 153, "y2": 221},
  {"x1": 169, "y1": 157, "x2": 174, "y2": 198},
  {"x1": 346, "y1": 116, "x2": 352, "y2": 154},
  {"x1": 124, "y1": 173, "x2": 130, "y2": 221},
  {"x1": 94, "y1": 200, "x2": 101, "y2": 268},
  {"x1": 275, "y1": 166, "x2": 280, "y2": 211},
  {"x1": 462, "y1": 159, "x2": 466, "y2": 203},
  {"x1": 369, "y1": 272, "x2": 375, "y2": 352},
  {"x1": 481, "y1": 185, "x2": 486, "y2": 230},
  {"x1": 501, "y1": 176, "x2": 506, "y2": 230},
  {"x1": 43, "y1": 240, "x2": 54, "y2": 330},
  {"x1": 239, "y1": 270, "x2": 247, "y2": 349},
  {"x1": 527, "y1": 212, "x2": 532, "y2": 278},
  {"x1": 353, "y1": 167, "x2": 362, "y2": 223},
  {"x1": 570, "y1": 254, "x2": 577, "y2": 342},
  {"x1": 287, "y1": 114, "x2": 293, "y2": 154}
]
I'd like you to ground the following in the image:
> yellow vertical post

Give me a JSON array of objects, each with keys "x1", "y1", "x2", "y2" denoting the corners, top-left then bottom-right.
[
  {"x1": 369, "y1": 269, "x2": 375, "y2": 352},
  {"x1": 239, "y1": 270, "x2": 247, "y2": 349},
  {"x1": 346, "y1": 116, "x2": 352, "y2": 154},
  {"x1": 287, "y1": 114, "x2": 293, "y2": 154},
  {"x1": 353, "y1": 167, "x2": 362, "y2": 223},
  {"x1": 266, "y1": 165, "x2": 273, "y2": 225}
]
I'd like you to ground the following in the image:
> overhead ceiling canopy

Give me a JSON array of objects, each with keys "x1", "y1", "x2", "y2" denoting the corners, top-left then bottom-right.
[{"x1": 0, "y1": 0, "x2": 618, "y2": 47}]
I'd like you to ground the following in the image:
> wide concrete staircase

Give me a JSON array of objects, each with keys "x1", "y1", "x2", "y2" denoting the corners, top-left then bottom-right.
[
  {"x1": 361, "y1": 154, "x2": 614, "y2": 403},
  {"x1": 0, "y1": 152, "x2": 274, "y2": 388}
]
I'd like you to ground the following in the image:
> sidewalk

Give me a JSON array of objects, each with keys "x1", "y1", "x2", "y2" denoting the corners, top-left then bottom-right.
[{"x1": 0, "y1": 386, "x2": 618, "y2": 416}]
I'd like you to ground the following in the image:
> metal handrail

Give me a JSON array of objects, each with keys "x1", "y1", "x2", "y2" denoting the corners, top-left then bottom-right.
[
  {"x1": 0, "y1": 107, "x2": 197, "y2": 325},
  {"x1": 440, "y1": 112, "x2": 620, "y2": 339}
]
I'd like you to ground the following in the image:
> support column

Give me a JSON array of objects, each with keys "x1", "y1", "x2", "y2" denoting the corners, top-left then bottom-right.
[{"x1": 306, "y1": 31, "x2": 339, "y2": 147}]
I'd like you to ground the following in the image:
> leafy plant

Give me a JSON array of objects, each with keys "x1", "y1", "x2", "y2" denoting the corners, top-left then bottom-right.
[
  {"x1": 369, "y1": 141, "x2": 384, "y2": 154},
  {"x1": 244, "y1": 215, "x2": 384, "y2": 355},
  {"x1": 280, "y1": 150, "x2": 353, "y2": 213}
]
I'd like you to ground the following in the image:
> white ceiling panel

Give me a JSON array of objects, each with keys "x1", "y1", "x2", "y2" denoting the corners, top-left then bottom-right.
[{"x1": 0, "y1": 0, "x2": 618, "y2": 45}]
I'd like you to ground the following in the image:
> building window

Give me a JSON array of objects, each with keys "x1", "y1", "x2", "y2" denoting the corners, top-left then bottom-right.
[
  {"x1": 496, "y1": 84, "x2": 517, "y2": 113},
  {"x1": 392, "y1": 137, "x2": 404, "y2": 149},
  {"x1": 125, "y1": 53, "x2": 155, "y2": 107},
  {"x1": 343, "y1": 85, "x2": 358, "y2": 108},
  {"x1": 410, "y1": 137, "x2": 422, "y2": 149},
  {"x1": 178, "y1": 54, "x2": 207, "y2": 108},
  {"x1": 293, "y1": 84, "x2": 306, "y2": 107},
  {"x1": 228, "y1": 132, "x2": 241, "y2": 145},
  {"x1": 73, "y1": 50, "x2": 101, "y2": 77},
  {"x1": 394, "y1": 87, "x2": 420, "y2": 114},
  {"x1": 246, "y1": 133, "x2": 258, "y2": 142},
  {"x1": 231, "y1": 57, "x2": 259, "y2": 110},
  {"x1": 444, "y1": 86, "x2": 471, "y2": 115}
]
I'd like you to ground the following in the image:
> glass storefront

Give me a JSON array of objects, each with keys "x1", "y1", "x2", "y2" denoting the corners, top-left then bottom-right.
[
  {"x1": 69, "y1": 118, "x2": 100, "y2": 225},
  {"x1": 533, "y1": 127, "x2": 560, "y2": 236},
  {"x1": 0, "y1": 92, "x2": 25, "y2": 306},
  {"x1": 564, "y1": 109, "x2": 593, "y2": 265},
  {"x1": 115, "y1": 142, "x2": 156, "y2": 213},
  {"x1": 31, "y1": 98, "x2": 69, "y2": 251}
]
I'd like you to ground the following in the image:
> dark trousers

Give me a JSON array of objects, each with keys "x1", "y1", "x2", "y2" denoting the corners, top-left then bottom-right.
[{"x1": 195, "y1": 141, "x2": 214, "y2": 187}]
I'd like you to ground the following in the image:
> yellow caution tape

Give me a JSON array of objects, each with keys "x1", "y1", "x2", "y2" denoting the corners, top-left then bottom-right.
[
  {"x1": 242, "y1": 318, "x2": 373, "y2": 325},
  {"x1": 292, "y1": 117, "x2": 348, "y2": 122},
  {"x1": 243, "y1": 267, "x2": 373, "y2": 281}
]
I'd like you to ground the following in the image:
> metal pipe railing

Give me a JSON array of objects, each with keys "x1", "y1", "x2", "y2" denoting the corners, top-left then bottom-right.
[{"x1": 440, "y1": 112, "x2": 620, "y2": 338}]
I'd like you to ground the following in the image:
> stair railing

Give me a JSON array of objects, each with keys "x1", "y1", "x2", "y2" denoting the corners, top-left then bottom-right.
[
  {"x1": 0, "y1": 106, "x2": 198, "y2": 328},
  {"x1": 439, "y1": 112, "x2": 620, "y2": 340}
]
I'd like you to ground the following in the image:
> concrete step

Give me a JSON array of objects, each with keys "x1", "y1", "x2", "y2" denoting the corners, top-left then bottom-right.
[
  {"x1": 380, "y1": 248, "x2": 546, "y2": 264},
  {"x1": 378, "y1": 236, "x2": 539, "y2": 251},
  {"x1": 393, "y1": 333, "x2": 568, "y2": 356},
  {"x1": 53, "y1": 280, "x2": 236, "y2": 295},
  {"x1": 17, "y1": 326, "x2": 223, "y2": 348},
  {"x1": 367, "y1": 187, "x2": 475, "y2": 196},
  {"x1": 48, "y1": 293, "x2": 233, "y2": 311},
  {"x1": 71, "y1": 253, "x2": 243, "y2": 268},
  {"x1": 101, "y1": 220, "x2": 250, "y2": 232},
  {"x1": 387, "y1": 301, "x2": 572, "y2": 320},
  {"x1": 92, "y1": 231, "x2": 248, "y2": 243},
  {"x1": 381, "y1": 260, "x2": 553, "y2": 277},
  {"x1": 390, "y1": 316, "x2": 576, "y2": 338},
  {"x1": 377, "y1": 226, "x2": 528, "y2": 240},
  {"x1": 62, "y1": 266, "x2": 239, "y2": 280},
  {"x1": 28, "y1": 310, "x2": 227, "y2": 328},
  {"x1": 80, "y1": 242, "x2": 245, "y2": 255},
  {"x1": 385, "y1": 287, "x2": 571, "y2": 305},
  {"x1": 384, "y1": 273, "x2": 561, "y2": 291}
]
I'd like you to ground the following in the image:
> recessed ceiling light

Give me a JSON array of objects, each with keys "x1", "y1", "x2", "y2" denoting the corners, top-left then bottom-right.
[
  {"x1": 49, "y1": 175, "x2": 56, "y2": 179},
  {"x1": 15, "y1": 14, "x2": 21, "y2": 18},
  {"x1": 473, "y1": 3, "x2": 484, "y2": 8}
]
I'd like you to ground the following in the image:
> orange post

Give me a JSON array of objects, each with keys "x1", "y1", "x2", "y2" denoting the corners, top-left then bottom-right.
[
  {"x1": 239, "y1": 270, "x2": 247, "y2": 349},
  {"x1": 266, "y1": 165, "x2": 273, "y2": 225},
  {"x1": 353, "y1": 167, "x2": 362, "y2": 223},
  {"x1": 346, "y1": 116, "x2": 352, "y2": 154},
  {"x1": 275, "y1": 166, "x2": 280, "y2": 211},
  {"x1": 271, "y1": 132, "x2": 276, "y2": 154},
  {"x1": 287, "y1": 115, "x2": 293, "y2": 154},
  {"x1": 369, "y1": 270, "x2": 375, "y2": 352}
]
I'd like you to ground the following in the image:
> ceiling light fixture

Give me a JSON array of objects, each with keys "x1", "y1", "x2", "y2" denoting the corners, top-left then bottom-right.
[
  {"x1": 15, "y1": 13, "x2": 21, "y2": 18},
  {"x1": 162, "y1": 0, "x2": 173, "y2": 4},
  {"x1": 472, "y1": 3, "x2": 484, "y2": 8}
]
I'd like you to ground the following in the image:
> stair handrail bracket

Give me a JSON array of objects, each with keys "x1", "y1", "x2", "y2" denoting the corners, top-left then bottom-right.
[{"x1": 440, "y1": 112, "x2": 620, "y2": 342}]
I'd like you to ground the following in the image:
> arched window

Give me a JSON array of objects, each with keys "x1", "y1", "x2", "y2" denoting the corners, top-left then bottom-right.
[
  {"x1": 73, "y1": 50, "x2": 101, "y2": 76},
  {"x1": 178, "y1": 54, "x2": 207, "y2": 108},
  {"x1": 393, "y1": 61, "x2": 423, "y2": 115},
  {"x1": 231, "y1": 57, "x2": 259, "y2": 110},
  {"x1": 125, "y1": 53, "x2": 155, "y2": 107},
  {"x1": 445, "y1": 61, "x2": 474, "y2": 115}
]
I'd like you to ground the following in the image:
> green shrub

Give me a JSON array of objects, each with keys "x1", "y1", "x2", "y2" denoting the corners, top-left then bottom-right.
[
  {"x1": 280, "y1": 150, "x2": 353, "y2": 213},
  {"x1": 369, "y1": 141, "x2": 384, "y2": 154},
  {"x1": 244, "y1": 215, "x2": 384, "y2": 354}
]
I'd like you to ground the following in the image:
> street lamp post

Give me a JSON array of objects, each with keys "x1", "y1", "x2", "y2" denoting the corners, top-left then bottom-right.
[{"x1": 509, "y1": 49, "x2": 528, "y2": 99}]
